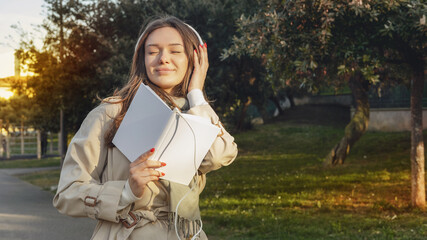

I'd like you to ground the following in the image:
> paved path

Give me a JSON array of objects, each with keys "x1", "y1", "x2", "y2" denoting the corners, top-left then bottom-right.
[{"x1": 0, "y1": 167, "x2": 96, "y2": 240}]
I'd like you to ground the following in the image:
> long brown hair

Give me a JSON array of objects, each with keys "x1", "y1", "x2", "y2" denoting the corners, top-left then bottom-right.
[{"x1": 104, "y1": 16, "x2": 203, "y2": 147}]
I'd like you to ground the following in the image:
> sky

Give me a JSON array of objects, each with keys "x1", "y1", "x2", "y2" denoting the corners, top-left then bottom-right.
[{"x1": 0, "y1": 0, "x2": 46, "y2": 78}]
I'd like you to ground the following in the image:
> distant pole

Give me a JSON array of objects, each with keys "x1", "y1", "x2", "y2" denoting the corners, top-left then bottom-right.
[
  {"x1": 57, "y1": 131, "x2": 61, "y2": 155},
  {"x1": 37, "y1": 130, "x2": 41, "y2": 159},
  {"x1": 59, "y1": 0, "x2": 66, "y2": 165},
  {"x1": 6, "y1": 134, "x2": 10, "y2": 159},
  {"x1": 20, "y1": 120, "x2": 24, "y2": 155},
  {"x1": 60, "y1": 109, "x2": 65, "y2": 162},
  {"x1": 49, "y1": 132, "x2": 53, "y2": 153},
  {"x1": 0, "y1": 119, "x2": 3, "y2": 157}
]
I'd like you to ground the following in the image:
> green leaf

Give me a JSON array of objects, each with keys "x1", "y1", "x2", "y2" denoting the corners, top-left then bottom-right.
[{"x1": 310, "y1": 60, "x2": 318, "y2": 69}]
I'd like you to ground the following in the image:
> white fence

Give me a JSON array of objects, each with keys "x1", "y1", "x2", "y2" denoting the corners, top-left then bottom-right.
[{"x1": 0, "y1": 126, "x2": 59, "y2": 160}]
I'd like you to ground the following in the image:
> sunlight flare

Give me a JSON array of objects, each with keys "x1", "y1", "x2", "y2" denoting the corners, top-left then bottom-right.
[{"x1": 0, "y1": 87, "x2": 13, "y2": 99}]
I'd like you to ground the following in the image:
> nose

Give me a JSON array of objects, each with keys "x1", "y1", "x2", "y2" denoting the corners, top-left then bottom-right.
[{"x1": 158, "y1": 50, "x2": 170, "y2": 64}]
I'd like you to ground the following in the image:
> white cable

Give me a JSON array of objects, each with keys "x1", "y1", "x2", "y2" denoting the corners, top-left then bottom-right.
[{"x1": 174, "y1": 110, "x2": 203, "y2": 240}]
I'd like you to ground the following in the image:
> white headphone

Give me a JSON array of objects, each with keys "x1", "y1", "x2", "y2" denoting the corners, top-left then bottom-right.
[{"x1": 134, "y1": 23, "x2": 204, "y2": 52}]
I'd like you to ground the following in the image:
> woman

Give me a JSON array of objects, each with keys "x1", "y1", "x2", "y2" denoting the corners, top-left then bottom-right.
[{"x1": 53, "y1": 16, "x2": 238, "y2": 240}]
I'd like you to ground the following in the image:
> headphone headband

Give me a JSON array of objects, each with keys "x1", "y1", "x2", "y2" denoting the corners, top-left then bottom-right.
[
  {"x1": 134, "y1": 23, "x2": 204, "y2": 52},
  {"x1": 184, "y1": 23, "x2": 204, "y2": 45}
]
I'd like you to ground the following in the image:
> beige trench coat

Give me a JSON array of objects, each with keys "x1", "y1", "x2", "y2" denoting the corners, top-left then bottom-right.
[{"x1": 53, "y1": 100, "x2": 238, "y2": 239}]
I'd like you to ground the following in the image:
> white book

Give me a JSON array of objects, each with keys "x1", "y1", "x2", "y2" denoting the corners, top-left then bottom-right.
[{"x1": 112, "y1": 84, "x2": 220, "y2": 185}]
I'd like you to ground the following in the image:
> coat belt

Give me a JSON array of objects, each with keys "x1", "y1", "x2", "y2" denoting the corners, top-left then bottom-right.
[{"x1": 117, "y1": 207, "x2": 169, "y2": 239}]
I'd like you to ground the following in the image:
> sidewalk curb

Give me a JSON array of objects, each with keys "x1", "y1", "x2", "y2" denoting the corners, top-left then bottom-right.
[{"x1": 0, "y1": 166, "x2": 61, "y2": 176}]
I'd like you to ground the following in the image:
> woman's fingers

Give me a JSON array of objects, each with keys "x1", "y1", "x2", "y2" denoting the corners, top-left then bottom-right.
[
  {"x1": 128, "y1": 149, "x2": 167, "y2": 197},
  {"x1": 128, "y1": 163, "x2": 165, "y2": 197},
  {"x1": 131, "y1": 159, "x2": 165, "y2": 173},
  {"x1": 130, "y1": 164, "x2": 164, "y2": 175},
  {"x1": 130, "y1": 168, "x2": 164, "y2": 179},
  {"x1": 130, "y1": 148, "x2": 155, "y2": 167},
  {"x1": 129, "y1": 174, "x2": 160, "y2": 197},
  {"x1": 130, "y1": 148, "x2": 166, "y2": 176},
  {"x1": 193, "y1": 48, "x2": 200, "y2": 67},
  {"x1": 194, "y1": 43, "x2": 208, "y2": 69},
  {"x1": 142, "y1": 168, "x2": 165, "y2": 177},
  {"x1": 188, "y1": 43, "x2": 209, "y2": 92},
  {"x1": 199, "y1": 43, "x2": 208, "y2": 68}
]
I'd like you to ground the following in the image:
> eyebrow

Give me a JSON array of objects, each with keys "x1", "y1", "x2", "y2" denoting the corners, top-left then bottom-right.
[{"x1": 146, "y1": 43, "x2": 184, "y2": 47}]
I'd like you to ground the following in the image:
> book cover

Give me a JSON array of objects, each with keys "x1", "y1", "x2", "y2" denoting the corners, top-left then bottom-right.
[{"x1": 112, "y1": 84, "x2": 220, "y2": 185}]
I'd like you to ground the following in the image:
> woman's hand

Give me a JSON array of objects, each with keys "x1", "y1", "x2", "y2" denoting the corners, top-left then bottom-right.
[
  {"x1": 128, "y1": 148, "x2": 165, "y2": 198},
  {"x1": 188, "y1": 43, "x2": 208, "y2": 92}
]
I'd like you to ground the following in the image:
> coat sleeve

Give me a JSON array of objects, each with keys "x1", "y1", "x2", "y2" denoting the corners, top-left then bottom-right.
[
  {"x1": 186, "y1": 104, "x2": 238, "y2": 174},
  {"x1": 53, "y1": 104, "x2": 130, "y2": 223}
]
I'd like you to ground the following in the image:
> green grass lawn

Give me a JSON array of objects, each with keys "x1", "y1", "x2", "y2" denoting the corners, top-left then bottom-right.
[
  {"x1": 18, "y1": 169, "x2": 61, "y2": 193},
  {"x1": 201, "y1": 113, "x2": 427, "y2": 239},
  {"x1": 7, "y1": 105, "x2": 427, "y2": 239},
  {"x1": 0, "y1": 157, "x2": 60, "y2": 168}
]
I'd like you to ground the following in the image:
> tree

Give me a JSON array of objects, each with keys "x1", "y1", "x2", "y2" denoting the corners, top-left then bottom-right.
[
  {"x1": 225, "y1": 0, "x2": 426, "y2": 207},
  {"x1": 18, "y1": 0, "x2": 118, "y2": 131},
  {"x1": 0, "y1": 93, "x2": 34, "y2": 134},
  {"x1": 379, "y1": 1, "x2": 426, "y2": 208},
  {"x1": 18, "y1": 0, "x2": 266, "y2": 132},
  {"x1": 224, "y1": 0, "x2": 391, "y2": 163}
]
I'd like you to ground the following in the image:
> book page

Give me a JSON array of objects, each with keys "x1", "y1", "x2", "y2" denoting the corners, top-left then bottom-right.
[
  {"x1": 157, "y1": 112, "x2": 220, "y2": 185},
  {"x1": 112, "y1": 84, "x2": 172, "y2": 162}
]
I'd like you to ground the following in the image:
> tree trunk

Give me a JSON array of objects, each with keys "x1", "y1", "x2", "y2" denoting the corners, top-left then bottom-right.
[
  {"x1": 410, "y1": 64, "x2": 425, "y2": 209},
  {"x1": 59, "y1": 109, "x2": 68, "y2": 167},
  {"x1": 235, "y1": 97, "x2": 252, "y2": 131},
  {"x1": 270, "y1": 95, "x2": 285, "y2": 115},
  {"x1": 59, "y1": 0, "x2": 66, "y2": 167},
  {"x1": 324, "y1": 72, "x2": 369, "y2": 165},
  {"x1": 285, "y1": 88, "x2": 296, "y2": 108}
]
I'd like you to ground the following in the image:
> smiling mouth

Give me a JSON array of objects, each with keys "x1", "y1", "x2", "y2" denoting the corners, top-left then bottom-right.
[{"x1": 156, "y1": 69, "x2": 175, "y2": 74}]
